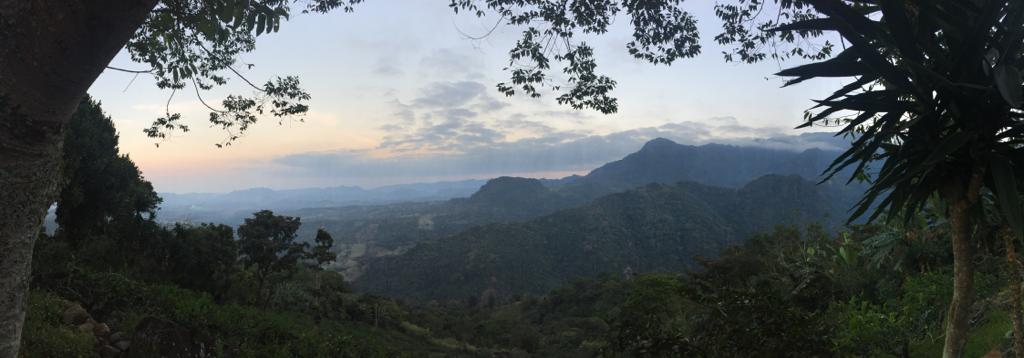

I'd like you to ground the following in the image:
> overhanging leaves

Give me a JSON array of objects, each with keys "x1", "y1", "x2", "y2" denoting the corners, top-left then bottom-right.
[{"x1": 990, "y1": 154, "x2": 1024, "y2": 239}]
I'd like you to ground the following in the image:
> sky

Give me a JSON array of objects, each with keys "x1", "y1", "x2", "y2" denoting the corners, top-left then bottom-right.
[{"x1": 87, "y1": 1, "x2": 843, "y2": 193}]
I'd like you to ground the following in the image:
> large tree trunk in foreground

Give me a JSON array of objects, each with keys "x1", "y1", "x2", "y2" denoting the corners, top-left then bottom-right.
[
  {"x1": 941, "y1": 170, "x2": 984, "y2": 358},
  {"x1": 0, "y1": 1, "x2": 157, "y2": 356},
  {"x1": 1003, "y1": 227, "x2": 1024, "y2": 358}
]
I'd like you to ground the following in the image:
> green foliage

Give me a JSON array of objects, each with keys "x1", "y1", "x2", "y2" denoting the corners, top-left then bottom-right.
[
  {"x1": 309, "y1": 228, "x2": 336, "y2": 268},
  {"x1": 963, "y1": 310, "x2": 1014, "y2": 358},
  {"x1": 238, "y1": 210, "x2": 308, "y2": 305},
  {"x1": 829, "y1": 298, "x2": 910, "y2": 357},
  {"x1": 449, "y1": 0, "x2": 705, "y2": 113},
  {"x1": 129, "y1": 0, "x2": 369, "y2": 146},
  {"x1": 765, "y1": 1, "x2": 1024, "y2": 226},
  {"x1": 609, "y1": 274, "x2": 694, "y2": 356},
  {"x1": 36, "y1": 269, "x2": 451, "y2": 357},
  {"x1": 683, "y1": 226, "x2": 839, "y2": 356},
  {"x1": 357, "y1": 175, "x2": 849, "y2": 302},
  {"x1": 412, "y1": 220, "x2": 1014, "y2": 356},
  {"x1": 18, "y1": 291, "x2": 94, "y2": 358},
  {"x1": 152, "y1": 223, "x2": 238, "y2": 297},
  {"x1": 56, "y1": 96, "x2": 161, "y2": 244}
]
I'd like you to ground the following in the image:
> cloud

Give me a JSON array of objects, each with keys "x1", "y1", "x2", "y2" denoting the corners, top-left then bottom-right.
[
  {"x1": 380, "y1": 113, "x2": 506, "y2": 152},
  {"x1": 373, "y1": 60, "x2": 403, "y2": 76},
  {"x1": 378, "y1": 80, "x2": 511, "y2": 152},
  {"x1": 497, "y1": 115, "x2": 556, "y2": 134},
  {"x1": 414, "y1": 81, "x2": 489, "y2": 108},
  {"x1": 419, "y1": 48, "x2": 481, "y2": 75},
  {"x1": 271, "y1": 118, "x2": 844, "y2": 187}
]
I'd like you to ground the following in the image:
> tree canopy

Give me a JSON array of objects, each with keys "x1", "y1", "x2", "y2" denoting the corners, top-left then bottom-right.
[
  {"x1": 56, "y1": 96, "x2": 161, "y2": 244},
  {"x1": 121, "y1": 0, "x2": 365, "y2": 146},
  {"x1": 237, "y1": 210, "x2": 308, "y2": 305}
]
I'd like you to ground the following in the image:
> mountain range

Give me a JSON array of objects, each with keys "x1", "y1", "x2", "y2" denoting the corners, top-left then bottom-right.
[
  {"x1": 290, "y1": 137, "x2": 861, "y2": 275},
  {"x1": 353, "y1": 174, "x2": 857, "y2": 302},
  {"x1": 138, "y1": 136, "x2": 865, "y2": 292}
]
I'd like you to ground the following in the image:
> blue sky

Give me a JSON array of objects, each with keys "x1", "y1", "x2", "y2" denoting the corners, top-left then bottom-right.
[{"x1": 87, "y1": 1, "x2": 842, "y2": 193}]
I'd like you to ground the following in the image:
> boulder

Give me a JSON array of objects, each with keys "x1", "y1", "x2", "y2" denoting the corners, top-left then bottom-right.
[
  {"x1": 109, "y1": 331, "x2": 126, "y2": 343},
  {"x1": 77, "y1": 320, "x2": 96, "y2": 334},
  {"x1": 127, "y1": 317, "x2": 207, "y2": 358},
  {"x1": 94, "y1": 322, "x2": 112, "y2": 337},
  {"x1": 114, "y1": 340, "x2": 131, "y2": 352},
  {"x1": 97, "y1": 344, "x2": 121, "y2": 358},
  {"x1": 62, "y1": 304, "x2": 90, "y2": 325}
]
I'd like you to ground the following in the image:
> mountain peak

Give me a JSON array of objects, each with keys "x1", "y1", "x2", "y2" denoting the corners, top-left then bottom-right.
[
  {"x1": 639, "y1": 137, "x2": 679, "y2": 152},
  {"x1": 469, "y1": 177, "x2": 551, "y2": 205}
]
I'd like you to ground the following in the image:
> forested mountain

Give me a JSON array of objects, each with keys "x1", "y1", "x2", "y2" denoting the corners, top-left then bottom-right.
[
  {"x1": 291, "y1": 137, "x2": 860, "y2": 279},
  {"x1": 353, "y1": 174, "x2": 856, "y2": 302},
  {"x1": 557, "y1": 137, "x2": 847, "y2": 199},
  {"x1": 164, "y1": 136, "x2": 849, "y2": 229},
  {"x1": 291, "y1": 177, "x2": 581, "y2": 278}
]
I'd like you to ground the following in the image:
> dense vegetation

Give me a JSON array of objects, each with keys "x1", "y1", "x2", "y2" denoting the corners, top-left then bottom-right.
[
  {"x1": 23, "y1": 99, "x2": 467, "y2": 357},
  {"x1": 290, "y1": 137, "x2": 859, "y2": 280},
  {"x1": 354, "y1": 174, "x2": 856, "y2": 302},
  {"x1": 23, "y1": 98, "x2": 1024, "y2": 357},
  {"x1": 359, "y1": 221, "x2": 1018, "y2": 357}
]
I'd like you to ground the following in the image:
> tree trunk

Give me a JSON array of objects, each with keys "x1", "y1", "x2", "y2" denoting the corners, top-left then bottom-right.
[
  {"x1": 314, "y1": 269, "x2": 322, "y2": 325},
  {"x1": 256, "y1": 272, "x2": 269, "y2": 308},
  {"x1": 0, "y1": 2, "x2": 157, "y2": 356},
  {"x1": 941, "y1": 169, "x2": 985, "y2": 358},
  {"x1": 1004, "y1": 227, "x2": 1024, "y2": 358}
]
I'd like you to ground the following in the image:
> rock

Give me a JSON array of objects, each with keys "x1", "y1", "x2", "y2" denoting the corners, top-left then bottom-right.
[
  {"x1": 981, "y1": 349, "x2": 1002, "y2": 358},
  {"x1": 127, "y1": 317, "x2": 206, "y2": 358},
  {"x1": 77, "y1": 321, "x2": 96, "y2": 334},
  {"x1": 114, "y1": 340, "x2": 131, "y2": 352},
  {"x1": 94, "y1": 322, "x2": 111, "y2": 337},
  {"x1": 109, "y1": 331, "x2": 126, "y2": 343},
  {"x1": 62, "y1": 304, "x2": 90, "y2": 325},
  {"x1": 97, "y1": 344, "x2": 121, "y2": 358}
]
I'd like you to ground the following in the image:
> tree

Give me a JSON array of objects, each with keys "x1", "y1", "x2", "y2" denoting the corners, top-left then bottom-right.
[
  {"x1": 0, "y1": 1, "x2": 361, "y2": 352},
  {"x1": 55, "y1": 96, "x2": 161, "y2": 245},
  {"x1": 156, "y1": 223, "x2": 238, "y2": 298},
  {"x1": 237, "y1": 210, "x2": 307, "y2": 307},
  {"x1": 610, "y1": 274, "x2": 694, "y2": 357},
  {"x1": 29, "y1": 96, "x2": 165, "y2": 290},
  {"x1": 309, "y1": 228, "x2": 337, "y2": 269},
  {"x1": 308, "y1": 228, "x2": 336, "y2": 323}
]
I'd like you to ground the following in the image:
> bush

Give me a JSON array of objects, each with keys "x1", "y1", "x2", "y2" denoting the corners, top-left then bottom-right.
[
  {"x1": 829, "y1": 297, "x2": 908, "y2": 357},
  {"x1": 19, "y1": 290, "x2": 94, "y2": 358}
]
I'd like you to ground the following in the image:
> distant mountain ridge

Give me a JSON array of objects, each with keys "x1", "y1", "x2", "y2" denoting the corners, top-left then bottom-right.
[
  {"x1": 156, "y1": 179, "x2": 488, "y2": 225},
  {"x1": 135, "y1": 136, "x2": 864, "y2": 284},
  {"x1": 155, "y1": 136, "x2": 853, "y2": 227},
  {"x1": 353, "y1": 174, "x2": 856, "y2": 302},
  {"x1": 289, "y1": 137, "x2": 862, "y2": 277},
  {"x1": 558, "y1": 138, "x2": 845, "y2": 198}
]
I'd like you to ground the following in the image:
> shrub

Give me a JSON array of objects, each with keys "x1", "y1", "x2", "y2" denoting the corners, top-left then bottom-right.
[{"x1": 19, "y1": 290, "x2": 94, "y2": 358}]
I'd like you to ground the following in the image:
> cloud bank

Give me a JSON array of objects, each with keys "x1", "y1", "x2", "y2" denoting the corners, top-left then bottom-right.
[
  {"x1": 223, "y1": 50, "x2": 848, "y2": 190},
  {"x1": 272, "y1": 118, "x2": 845, "y2": 186}
]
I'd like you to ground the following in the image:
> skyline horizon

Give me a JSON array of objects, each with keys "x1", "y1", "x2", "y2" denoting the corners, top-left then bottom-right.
[
  {"x1": 153, "y1": 132, "x2": 845, "y2": 194},
  {"x1": 86, "y1": 1, "x2": 843, "y2": 193}
]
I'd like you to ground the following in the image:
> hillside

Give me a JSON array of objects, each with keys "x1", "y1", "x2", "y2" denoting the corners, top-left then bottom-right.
[
  {"x1": 291, "y1": 177, "x2": 579, "y2": 278},
  {"x1": 559, "y1": 137, "x2": 846, "y2": 199},
  {"x1": 292, "y1": 138, "x2": 862, "y2": 279},
  {"x1": 353, "y1": 174, "x2": 853, "y2": 302}
]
